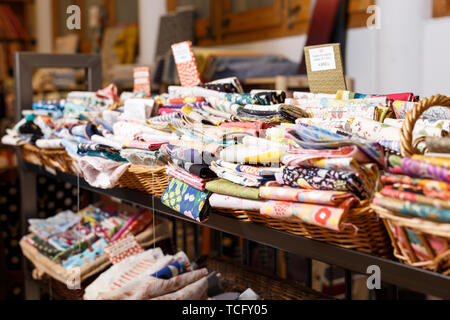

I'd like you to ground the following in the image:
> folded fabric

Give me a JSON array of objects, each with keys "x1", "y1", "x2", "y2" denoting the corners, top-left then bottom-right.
[
  {"x1": 19, "y1": 120, "x2": 44, "y2": 144},
  {"x1": 384, "y1": 119, "x2": 450, "y2": 132},
  {"x1": 148, "y1": 112, "x2": 182, "y2": 125},
  {"x1": 120, "y1": 149, "x2": 168, "y2": 166},
  {"x1": 204, "y1": 96, "x2": 241, "y2": 115},
  {"x1": 286, "y1": 96, "x2": 389, "y2": 109},
  {"x1": 387, "y1": 155, "x2": 450, "y2": 183},
  {"x1": 210, "y1": 161, "x2": 270, "y2": 188},
  {"x1": 162, "y1": 102, "x2": 209, "y2": 109},
  {"x1": 91, "y1": 135, "x2": 123, "y2": 150},
  {"x1": 24, "y1": 236, "x2": 61, "y2": 259},
  {"x1": 373, "y1": 195, "x2": 450, "y2": 223},
  {"x1": 166, "y1": 164, "x2": 210, "y2": 191},
  {"x1": 224, "y1": 93, "x2": 272, "y2": 106},
  {"x1": 161, "y1": 144, "x2": 217, "y2": 166},
  {"x1": 293, "y1": 92, "x2": 336, "y2": 99},
  {"x1": 161, "y1": 178, "x2": 210, "y2": 222},
  {"x1": 380, "y1": 187, "x2": 450, "y2": 210},
  {"x1": 168, "y1": 86, "x2": 226, "y2": 100},
  {"x1": 384, "y1": 184, "x2": 450, "y2": 201},
  {"x1": 381, "y1": 175, "x2": 450, "y2": 192},
  {"x1": 302, "y1": 106, "x2": 379, "y2": 121},
  {"x1": 78, "y1": 143, "x2": 126, "y2": 162},
  {"x1": 425, "y1": 137, "x2": 450, "y2": 153},
  {"x1": 411, "y1": 155, "x2": 450, "y2": 169},
  {"x1": 205, "y1": 179, "x2": 260, "y2": 200},
  {"x1": 209, "y1": 193, "x2": 265, "y2": 211},
  {"x1": 79, "y1": 157, "x2": 131, "y2": 189},
  {"x1": 48, "y1": 224, "x2": 95, "y2": 251},
  {"x1": 219, "y1": 145, "x2": 283, "y2": 165},
  {"x1": 281, "y1": 145, "x2": 371, "y2": 166},
  {"x1": 260, "y1": 198, "x2": 358, "y2": 231},
  {"x1": 62, "y1": 237, "x2": 109, "y2": 269},
  {"x1": 84, "y1": 249, "x2": 192, "y2": 300},
  {"x1": 35, "y1": 139, "x2": 62, "y2": 149},
  {"x1": 151, "y1": 260, "x2": 188, "y2": 280},
  {"x1": 335, "y1": 90, "x2": 417, "y2": 102},
  {"x1": 259, "y1": 187, "x2": 355, "y2": 206},
  {"x1": 152, "y1": 276, "x2": 209, "y2": 301},
  {"x1": 199, "y1": 83, "x2": 239, "y2": 93},
  {"x1": 168, "y1": 97, "x2": 204, "y2": 104},
  {"x1": 71, "y1": 123, "x2": 100, "y2": 139},
  {"x1": 123, "y1": 140, "x2": 167, "y2": 151},
  {"x1": 250, "y1": 90, "x2": 286, "y2": 104},
  {"x1": 286, "y1": 124, "x2": 385, "y2": 166},
  {"x1": 381, "y1": 119, "x2": 447, "y2": 139},
  {"x1": 277, "y1": 167, "x2": 368, "y2": 199},
  {"x1": 159, "y1": 108, "x2": 181, "y2": 115},
  {"x1": 171, "y1": 159, "x2": 216, "y2": 179},
  {"x1": 28, "y1": 210, "x2": 80, "y2": 240},
  {"x1": 1, "y1": 131, "x2": 28, "y2": 146},
  {"x1": 393, "y1": 101, "x2": 450, "y2": 120}
]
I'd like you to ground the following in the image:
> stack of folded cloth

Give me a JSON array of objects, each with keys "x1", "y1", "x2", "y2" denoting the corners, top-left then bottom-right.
[
  {"x1": 207, "y1": 121, "x2": 383, "y2": 232},
  {"x1": 376, "y1": 153, "x2": 450, "y2": 223},
  {"x1": 374, "y1": 153, "x2": 450, "y2": 261},
  {"x1": 22, "y1": 205, "x2": 156, "y2": 269},
  {"x1": 83, "y1": 247, "x2": 261, "y2": 301}
]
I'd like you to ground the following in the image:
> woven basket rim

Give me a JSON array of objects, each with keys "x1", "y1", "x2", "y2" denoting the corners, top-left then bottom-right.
[{"x1": 372, "y1": 204, "x2": 450, "y2": 238}]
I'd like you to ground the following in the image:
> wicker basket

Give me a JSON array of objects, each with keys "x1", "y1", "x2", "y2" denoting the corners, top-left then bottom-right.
[
  {"x1": 198, "y1": 256, "x2": 332, "y2": 300},
  {"x1": 20, "y1": 144, "x2": 75, "y2": 174},
  {"x1": 38, "y1": 238, "x2": 175, "y2": 300},
  {"x1": 372, "y1": 94, "x2": 450, "y2": 274},
  {"x1": 20, "y1": 203, "x2": 173, "y2": 299},
  {"x1": 118, "y1": 165, "x2": 170, "y2": 198},
  {"x1": 215, "y1": 200, "x2": 393, "y2": 258}
]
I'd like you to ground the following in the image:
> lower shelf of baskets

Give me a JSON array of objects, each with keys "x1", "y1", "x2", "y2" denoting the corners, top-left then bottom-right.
[
  {"x1": 198, "y1": 256, "x2": 332, "y2": 300},
  {"x1": 214, "y1": 201, "x2": 393, "y2": 258}
]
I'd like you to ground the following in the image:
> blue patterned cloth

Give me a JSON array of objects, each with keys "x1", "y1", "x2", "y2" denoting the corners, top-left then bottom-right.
[{"x1": 161, "y1": 178, "x2": 210, "y2": 222}]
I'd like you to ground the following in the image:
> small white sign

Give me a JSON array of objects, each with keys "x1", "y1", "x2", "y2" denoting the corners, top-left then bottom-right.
[
  {"x1": 172, "y1": 42, "x2": 192, "y2": 64},
  {"x1": 309, "y1": 46, "x2": 337, "y2": 72}
]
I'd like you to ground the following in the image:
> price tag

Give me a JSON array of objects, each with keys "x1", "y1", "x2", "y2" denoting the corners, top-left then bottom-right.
[
  {"x1": 133, "y1": 67, "x2": 151, "y2": 96},
  {"x1": 104, "y1": 234, "x2": 144, "y2": 265},
  {"x1": 304, "y1": 43, "x2": 347, "y2": 94},
  {"x1": 171, "y1": 41, "x2": 201, "y2": 87},
  {"x1": 309, "y1": 46, "x2": 337, "y2": 72}
]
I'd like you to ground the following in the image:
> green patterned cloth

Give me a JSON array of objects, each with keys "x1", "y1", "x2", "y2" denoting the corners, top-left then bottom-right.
[{"x1": 206, "y1": 179, "x2": 260, "y2": 200}]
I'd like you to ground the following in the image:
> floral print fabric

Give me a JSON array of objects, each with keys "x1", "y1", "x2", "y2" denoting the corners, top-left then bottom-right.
[
  {"x1": 278, "y1": 167, "x2": 369, "y2": 199},
  {"x1": 260, "y1": 198, "x2": 357, "y2": 231},
  {"x1": 161, "y1": 178, "x2": 210, "y2": 222},
  {"x1": 259, "y1": 187, "x2": 355, "y2": 206}
]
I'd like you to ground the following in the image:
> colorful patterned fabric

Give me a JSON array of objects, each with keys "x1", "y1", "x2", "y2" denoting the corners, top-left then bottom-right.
[
  {"x1": 166, "y1": 164, "x2": 210, "y2": 191},
  {"x1": 209, "y1": 194, "x2": 265, "y2": 211},
  {"x1": 278, "y1": 167, "x2": 369, "y2": 199},
  {"x1": 387, "y1": 155, "x2": 450, "y2": 183},
  {"x1": 393, "y1": 101, "x2": 450, "y2": 120},
  {"x1": 205, "y1": 179, "x2": 260, "y2": 200},
  {"x1": 28, "y1": 211, "x2": 80, "y2": 240},
  {"x1": 151, "y1": 260, "x2": 188, "y2": 280},
  {"x1": 224, "y1": 93, "x2": 272, "y2": 106},
  {"x1": 286, "y1": 124, "x2": 385, "y2": 166},
  {"x1": 381, "y1": 175, "x2": 450, "y2": 192},
  {"x1": 260, "y1": 198, "x2": 357, "y2": 231},
  {"x1": 210, "y1": 161, "x2": 273, "y2": 187},
  {"x1": 380, "y1": 187, "x2": 450, "y2": 210},
  {"x1": 161, "y1": 178, "x2": 210, "y2": 222},
  {"x1": 373, "y1": 195, "x2": 450, "y2": 223},
  {"x1": 259, "y1": 187, "x2": 355, "y2": 206}
]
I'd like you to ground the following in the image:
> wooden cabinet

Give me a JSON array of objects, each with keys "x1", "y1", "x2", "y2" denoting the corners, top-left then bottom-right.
[{"x1": 168, "y1": 0, "x2": 376, "y2": 46}]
